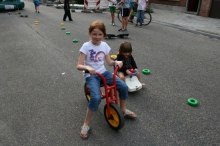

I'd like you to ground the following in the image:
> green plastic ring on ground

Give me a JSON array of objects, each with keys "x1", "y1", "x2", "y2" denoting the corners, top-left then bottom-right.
[
  {"x1": 187, "y1": 98, "x2": 198, "y2": 106},
  {"x1": 142, "y1": 69, "x2": 150, "y2": 74},
  {"x1": 73, "y1": 39, "x2": 78, "y2": 43}
]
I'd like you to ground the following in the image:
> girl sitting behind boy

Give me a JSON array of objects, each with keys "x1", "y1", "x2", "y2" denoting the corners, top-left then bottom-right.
[{"x1": 117, "y1": 41, "x2": 145, "y2": 86}]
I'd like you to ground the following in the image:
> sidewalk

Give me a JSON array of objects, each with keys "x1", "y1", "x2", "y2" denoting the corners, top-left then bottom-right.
[
  {"x1": 151, "y1": 8, "x2": 220, "y2": 37},
  {"x1": 56, "y1": 3, "x2": 220, "y2": 37}
]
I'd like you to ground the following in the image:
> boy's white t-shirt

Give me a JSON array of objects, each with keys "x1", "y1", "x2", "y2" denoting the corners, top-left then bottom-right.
[
  {"x1": 109, "y1": 0, "x2": 117, "y2": 7},
  {"x1": 79, "y1": 41, "x2": 111, "y2": 78},
  {"x1": 137, "y1": 0, "x2": 148, "y2": 10}
]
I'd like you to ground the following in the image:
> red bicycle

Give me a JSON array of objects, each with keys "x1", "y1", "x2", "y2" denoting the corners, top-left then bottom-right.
[{"x1": 84, "y1": 66, "x2": 125, "y2": 130}]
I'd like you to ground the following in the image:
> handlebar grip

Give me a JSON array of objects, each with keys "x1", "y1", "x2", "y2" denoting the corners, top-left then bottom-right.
[{"x1": 132, "y1": 72, "x2": 138, "y2": 75}]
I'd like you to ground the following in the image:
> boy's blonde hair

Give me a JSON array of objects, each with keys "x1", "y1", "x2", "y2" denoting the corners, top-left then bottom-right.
[
  {"x1": 119, "y1": 41, "x2": 132, "y2": 55},
  {"x1": 88, "y1": 20, "x2": 106, "y2": 37}
]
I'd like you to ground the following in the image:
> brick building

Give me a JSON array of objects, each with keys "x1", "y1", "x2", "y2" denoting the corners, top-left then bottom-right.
[{"x1": 150, "y1": 0, "x2": 220, "y2": 19}]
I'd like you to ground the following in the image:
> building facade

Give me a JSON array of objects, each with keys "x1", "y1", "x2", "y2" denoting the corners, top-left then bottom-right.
[{"x1": 150, "y1": 0, "x2": 220, "y2": 19}]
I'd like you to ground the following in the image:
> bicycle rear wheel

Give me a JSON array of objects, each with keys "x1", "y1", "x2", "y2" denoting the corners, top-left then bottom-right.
[
  {"x1": 142, "y1": 12, "x2": 151, "y2": 26},
  {"x1": 132, "y1": 12, "x2": 152, "y2": 26}
]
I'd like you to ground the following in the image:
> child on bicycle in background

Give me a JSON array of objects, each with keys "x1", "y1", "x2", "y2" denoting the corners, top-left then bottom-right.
[
  {"x1": 134, "y1": 0, "x2": 149, "y2": 27},
  {"x1": 77, "y1": 20, "x2": 136, "y2": 139},
  {"x1": 108, "y1": 0, "x2": 117, "y2": 26},
  {"x1": 117, "y1": 41, "x2": 145, "y2": 86}
]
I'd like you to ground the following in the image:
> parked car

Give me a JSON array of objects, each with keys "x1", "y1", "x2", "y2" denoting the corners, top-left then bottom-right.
[{"x1": 0, "y1": 0, "x2": 25, "y2": 12}]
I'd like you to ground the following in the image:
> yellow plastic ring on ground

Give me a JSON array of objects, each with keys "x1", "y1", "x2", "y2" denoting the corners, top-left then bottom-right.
[{"x1": 111, "y1": 55, "x2": 117, "y2": 59}]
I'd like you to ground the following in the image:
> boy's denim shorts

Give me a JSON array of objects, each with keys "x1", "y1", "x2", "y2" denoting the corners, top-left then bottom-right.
[
  {"x1": 34, "y1": 1, "x2": 40, "y2": 6},
  {"x1": 85, "y1": 71, "x2": 128, "y2": 111}
]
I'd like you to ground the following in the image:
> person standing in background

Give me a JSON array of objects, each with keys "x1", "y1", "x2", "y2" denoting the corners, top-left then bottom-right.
[
  {"x1": 108, "y1": 0, "x2": 117, "y2": 26},
  {"x1": 63, "y1": 0, "x2": 73, "y2": 21},
  {"x1": 134, "y1": 0, "x2": 148, "y2": 27},
  {"x1": 118, "y1": 0, "x2": 130, "y2": 32},
  {"x1": 33, "y1": 0, "x2": 40, "y2": 13}
]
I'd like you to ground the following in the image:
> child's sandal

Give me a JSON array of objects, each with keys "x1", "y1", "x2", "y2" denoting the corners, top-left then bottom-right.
[
  {"x1": 80, "y1": 126, "x2": 90, "y2": 139},
  {"x1": 124, "y1": 109, "x2": 136, "y2": 119}
]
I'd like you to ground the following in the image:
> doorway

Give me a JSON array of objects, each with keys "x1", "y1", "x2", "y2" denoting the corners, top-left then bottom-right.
[
  {"x1": 187, "y1": 0, "x2": 200, "y2": 12},
  {"x1": 209, "y1": 0, "x2": 220, "y2": 19}
]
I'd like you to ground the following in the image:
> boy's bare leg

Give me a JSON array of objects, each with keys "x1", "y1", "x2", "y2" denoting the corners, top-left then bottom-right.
[
  {"x1": 118, "y1": 72, "x2": 125, "y2": 82},
  {"x1": 124, "y1": 17, "x2": 128, "y2": 29},
  {"x1": 120, "y1": 99, "x2": 136, "y2": 118},
  {"x1": 81, "y1": 108, "x2": 94, "y2": 137},
  {"x1": 83, "y1": 108, "x2": 93, "y2": 126},
  {"x1": 120, "y1": 99, "x2": 126, "y2": 113},
  {"x1": 111, "y1": 12, "x2": 115, "y2": 23},
  {"x1": 136, "y1": 72, "x2": 145, "y2": 86},
  {"x1": 128, "y1": 9, "x2": 133, "y2": 21}
]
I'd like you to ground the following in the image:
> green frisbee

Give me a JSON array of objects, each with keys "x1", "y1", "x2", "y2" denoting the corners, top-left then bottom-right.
[
  {"x1": 142, "y1": 69, "x2": 150, "y2": 74},
  {"x1": 73, "y1": 39, "x2": 78, "y2": 43},
  {"x1": 66, "y1": 32, "x2": 70, "y2": 34},
  {"x1": 61, "y1": 27, "x2": 65, "y2": 30},
  {"x1": 187, "y1": 98, "x2": 198, "y2": 106}
]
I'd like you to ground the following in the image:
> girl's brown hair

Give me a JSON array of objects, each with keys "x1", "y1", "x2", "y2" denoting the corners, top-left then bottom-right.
[
  {"x1": 118, "y1": 41, "x2": 132, "y2": 54},
  {"x1": 88, "y1": 20, "x2": 106, "y2": 37}
]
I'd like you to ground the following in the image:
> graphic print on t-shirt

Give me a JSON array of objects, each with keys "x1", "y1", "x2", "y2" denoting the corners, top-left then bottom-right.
[{"x1": 89, "y1": 50, "x2": 105, "y2": 62}]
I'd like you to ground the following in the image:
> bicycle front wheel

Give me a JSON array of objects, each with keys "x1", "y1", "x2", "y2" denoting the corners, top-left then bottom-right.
[
  {"x1": 117, "y1": 9, "x2": 122, "y2": 22},
  {"x1": 104, "y1": 102, "x2": 124, "y2": 130}
]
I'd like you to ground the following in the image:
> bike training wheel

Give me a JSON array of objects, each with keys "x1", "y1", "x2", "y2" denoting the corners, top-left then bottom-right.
[
  {"x1": 104, "y1": 102, "x2": 125, "y2": 130},
  {"x1": 84, "y1": 83, "x2": 91, "y2": 102}
]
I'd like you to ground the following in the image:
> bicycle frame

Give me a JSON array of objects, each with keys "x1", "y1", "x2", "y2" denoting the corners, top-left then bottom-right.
[
  {"x1": 101, "y1": 66, "x2": 119, "y2": 118},
  {"x1": 85, "y1": 66, "x2": 120, "y2": 118}
]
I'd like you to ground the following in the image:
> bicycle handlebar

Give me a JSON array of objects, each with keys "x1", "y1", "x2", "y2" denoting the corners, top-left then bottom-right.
[
  {"x1": 84, "y1": 66, "x2": 119, "y2": 87},
  {"x1": 84, "y1": 66, "x2": 119, "y2": 77}
]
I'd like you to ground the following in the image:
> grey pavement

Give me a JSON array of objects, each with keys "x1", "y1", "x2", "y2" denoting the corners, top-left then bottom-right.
[
  {"x1": 150, "y1": 8, "x2": 220, "y2": 37},
  {"x1": 1, "y1": 1, "x2": 220, "y2": 145}
]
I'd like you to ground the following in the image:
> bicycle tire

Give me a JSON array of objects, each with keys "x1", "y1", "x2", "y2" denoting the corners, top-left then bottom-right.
[
  {"x1": 117, "y1": 9, "x2": 122, "y2": 22},
  {"x1": 104, "y1": 102, "x2": 125, "y2": 130},
  {"x1": 142, "y1": 12, "x2": 152, "y2": 26}
]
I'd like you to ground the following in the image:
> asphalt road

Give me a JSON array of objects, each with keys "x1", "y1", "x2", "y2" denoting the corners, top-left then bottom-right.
[{"x1": 0, "y1": 1, "x2": 220, "y2": 145}]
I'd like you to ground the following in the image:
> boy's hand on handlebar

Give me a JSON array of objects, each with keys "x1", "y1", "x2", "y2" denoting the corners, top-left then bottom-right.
[
  {"x1": 134, "y1": 68, "x2": 138, "y2": 73},
  {"x1": 126, "y1": 70, "x2": 132, "y2": 76},
  {"x1": 115, "y1": 61, "x2": 123, "y2": 68}
]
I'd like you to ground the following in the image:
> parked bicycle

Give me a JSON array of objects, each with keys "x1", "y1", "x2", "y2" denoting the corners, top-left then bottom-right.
[{"x1": 117, "y1": 4, "x2": 152, "y2": 26}]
